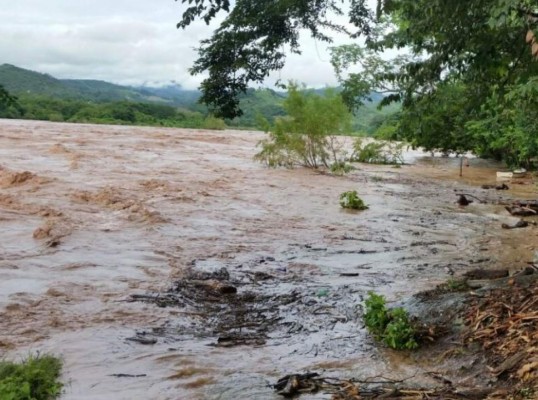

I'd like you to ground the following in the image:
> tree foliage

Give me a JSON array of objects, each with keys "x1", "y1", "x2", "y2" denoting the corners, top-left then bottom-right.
[
  {"x1": 177, "y1": 0, "x2": 374, "y2": 118},
  {"x1": 178, "y1": 0, "x2": 538, "y2": 116},
  {"x1": 254, "y1": 83, "x2": 352, "y2": 169},
  {"x1": 178, "y1": 0, "x2": 538, "y2": 166}
]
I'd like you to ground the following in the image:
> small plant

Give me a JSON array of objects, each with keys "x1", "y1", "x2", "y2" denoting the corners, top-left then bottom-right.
[
  {"x1": 0, "y1": 354, "x2": 63, "y2": 400},
  {"x1": 444, "y1": 278, "x2": 469, "y2": 292},
  {"x1": 517, "y1": 387, "x2": 535, "y2": 399},
  {"x1": 363, "y1": 292, "x2": 418, "y2": 350},
  {"x1": 339, "y1": 191, "x2": 368, "y2": 210},
  {"x1": 383, "y1": 308, "x2": 418, "y2": 350},
  {"x1": 364, "y1": 292, "x2": 389, "y2": 337}
]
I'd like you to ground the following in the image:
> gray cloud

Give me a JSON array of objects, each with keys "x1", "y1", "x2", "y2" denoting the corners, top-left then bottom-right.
[{"x1": 1, "y1": 0, "x2": 360, "y2": 89}]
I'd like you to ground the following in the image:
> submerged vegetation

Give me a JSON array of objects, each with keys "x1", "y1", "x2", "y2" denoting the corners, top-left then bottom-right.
[
  {"x1": 0, "y1": 354, "x2": 63, "y2": 400},
  {"x1": 255, "y1": 83, "x2": 353, "y2": 168},
  {"x1": 350, "y1": 138, "x2": 405, "y2": 165},
  {"x1": 339, "y1": 191, "x2": 368, "y2": 210}
]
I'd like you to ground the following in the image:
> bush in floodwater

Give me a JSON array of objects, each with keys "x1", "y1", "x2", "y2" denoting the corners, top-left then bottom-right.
[
  {"x1": 364, "y1": 292, "x2": 418, "y2": 350},
  {"x1": 339, "y1": 191, "x2": 368, "y2": 210},
  {"x1": 351, "y1": 138, "x2": 405, "y2": 165},
  {"x1": 330, "y1": 161, "x2": 354, "y2": 176},
  {"x1": 0, "y1": 354, "x2": 63, "y2": 400},
  {"x1": 255, "y1": 83, "x2": 353, "y2": 170},
  {"x1": 202, "y1": 115, "x2": 227, "y2": 130}
]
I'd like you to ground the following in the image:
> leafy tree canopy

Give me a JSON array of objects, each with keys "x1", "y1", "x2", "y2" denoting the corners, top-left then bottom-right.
[
  {"x1": 177, "y1": 0, "x2": 538, "y2": 118},
  {"x1": 177, "y1": 0, "x2": 374, "y2": 118}
]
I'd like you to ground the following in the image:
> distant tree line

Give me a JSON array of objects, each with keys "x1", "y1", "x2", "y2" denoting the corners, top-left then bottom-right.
[{"x1": 0, "y1": 86, "x2": 399, "y2": 135}]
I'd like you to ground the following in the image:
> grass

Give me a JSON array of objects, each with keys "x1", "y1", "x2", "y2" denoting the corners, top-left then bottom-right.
[{"x1": 0, "y1": 354, "x2": 63, "y2": 400}]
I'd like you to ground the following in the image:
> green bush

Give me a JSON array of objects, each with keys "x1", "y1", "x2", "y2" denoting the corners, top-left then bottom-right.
[
  {"x1": 383, "y1": 308, "x2": 418, "y2": 350},
  {"x1": 0, "y1": 354, "x2": 63, "y2": 400},
  {"x1": 202, "y1": 115, "x2": 227, "y2": 130},
  {"x1": 363, "y1": 292, "x2": 418, "y2": 350},
  {"x1": 339, "y1": 190, "x2": 368, "y2": 210},
  {"x1": 330, "y1": 161, "x2": 354, "y2": 176},
  {"x1": 364, "y1": 291, "x2": 389, "y2": 337},
  {"x1": 351, "y1": 138, "x2": 404, "y2": 165},
  {"x1": 255, "y1": 83, "x2": 352, "y2": 169}
]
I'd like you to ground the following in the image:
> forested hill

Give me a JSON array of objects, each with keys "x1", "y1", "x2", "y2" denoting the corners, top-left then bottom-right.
[
  {"x1": 0, "y1": 64, "x2": 198, "y2": 104},
  {"x1": 0, "y1": 64, "x2": 398, "y2": 133}
]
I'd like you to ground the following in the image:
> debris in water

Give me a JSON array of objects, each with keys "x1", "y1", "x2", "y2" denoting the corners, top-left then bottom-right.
[{"x1": 501, "y1": 219, "x2": 529, "y2": 229}]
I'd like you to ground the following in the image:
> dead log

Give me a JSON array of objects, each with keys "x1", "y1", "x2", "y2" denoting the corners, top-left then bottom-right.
[{"x1": 505, "y1": 206, "x2": 537, "y2": 216}]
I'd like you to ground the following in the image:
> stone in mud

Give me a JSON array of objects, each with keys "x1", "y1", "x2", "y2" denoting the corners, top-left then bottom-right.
[{"x1": 501, "y1": 220, "x2": 529, "y2": 230}]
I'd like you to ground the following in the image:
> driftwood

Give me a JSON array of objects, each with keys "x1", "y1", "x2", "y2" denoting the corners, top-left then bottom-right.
[
  {"x1": 481, "y1": 183, "x2": 509, "y2": 190},
  {"x1": 506, "y1": 200, "x2": 538, "y2": 216},
  {"x1": 274, "y1": 373, "x2": 321, "y2": 396}
]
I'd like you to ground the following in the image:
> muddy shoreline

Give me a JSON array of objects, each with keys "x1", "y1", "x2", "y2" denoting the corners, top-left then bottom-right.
[{"x1": 0, "y1": 120, "x2": 536, "y2": 399}]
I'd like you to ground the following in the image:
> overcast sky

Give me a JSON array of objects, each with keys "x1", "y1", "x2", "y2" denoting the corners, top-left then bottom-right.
[{"x1": 0, "y1": 0, "x2": 359, "y2": 89}]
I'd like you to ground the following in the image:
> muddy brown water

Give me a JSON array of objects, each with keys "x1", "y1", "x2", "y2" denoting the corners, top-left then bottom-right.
[{"x1": 0, "y1": 119, "x2": 536, "y2": 399}]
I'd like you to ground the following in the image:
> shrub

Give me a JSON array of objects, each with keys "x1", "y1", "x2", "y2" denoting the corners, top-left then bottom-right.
[
  {"x1": 330, "y1": 161, "x2": 354, "y2": 176},
  {"x1": 351, "y1": 138, "x2": 404, "y2": 165},
  {"x1": 339, "y1": 191, "x2": 368, "y2": 210},
  {"x1": 202, "y1": 115, "x2": 227, "y2": 130},
  {"x1": 0, "y1": 354, "x2": 63, "y2": 400},
  {"x1": 255, "y1": 83, "x2": 353, "y2": 170},
  {"x1": 363, "y1": 292, "x2": 418, "y2": 350}
]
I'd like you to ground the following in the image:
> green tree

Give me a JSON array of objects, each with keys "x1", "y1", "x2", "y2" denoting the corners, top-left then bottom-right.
[
  {"x1": 177, "y1": 0, "x2": 374, "y2": 118},
  {"x1": 467, "y1": 78, "x2": 538, "y2": 168},
  {"x1": 177, "y1": 0, "x2": 538, "y2": 119},
  {"x1": 255, "y1": 83, "x2": 352, "y2": 169}
]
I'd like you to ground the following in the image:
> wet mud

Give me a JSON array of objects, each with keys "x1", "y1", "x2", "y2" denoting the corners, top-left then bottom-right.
[{"x1": 0, "y1": 120, "x2": 536, "y2": 399}]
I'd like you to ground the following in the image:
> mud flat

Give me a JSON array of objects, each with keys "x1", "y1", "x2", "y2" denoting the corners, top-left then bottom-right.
[{"x1": 0, "y1": 119, "x2": 536, "y2": 399}]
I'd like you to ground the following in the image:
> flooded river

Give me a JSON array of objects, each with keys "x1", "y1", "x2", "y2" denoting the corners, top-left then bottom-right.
[{"x1": 0, "y1": 120, "x2": 536, "y2": 399}]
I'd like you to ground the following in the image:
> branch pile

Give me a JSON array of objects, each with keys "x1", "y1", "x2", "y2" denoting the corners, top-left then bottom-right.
[{"x1": 464, "y1": 280, "x2": 538, "y2": 396}]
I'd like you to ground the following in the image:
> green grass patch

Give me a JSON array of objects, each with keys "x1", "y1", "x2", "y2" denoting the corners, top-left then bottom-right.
[{"x1": 0, "y1": 354, "x2": 63, "y2": 400}]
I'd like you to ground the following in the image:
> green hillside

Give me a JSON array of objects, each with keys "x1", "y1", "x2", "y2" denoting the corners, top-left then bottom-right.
[
  {"x1": 0, "y1": 64, "x2": 168, "y2": 103},
  {"x1": 0, "y1": 64, "x2": 399, "y2": 134},
  {"x1": 0, "y1": 64, "x2": 72, "y2": 97}
]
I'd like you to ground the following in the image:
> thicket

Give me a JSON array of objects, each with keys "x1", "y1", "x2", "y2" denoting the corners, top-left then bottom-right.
[{"x1": 0, "y1": 354, "x2": 63, "y2": 400}]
